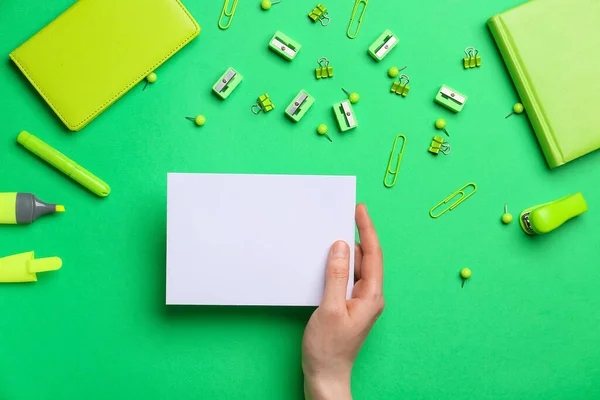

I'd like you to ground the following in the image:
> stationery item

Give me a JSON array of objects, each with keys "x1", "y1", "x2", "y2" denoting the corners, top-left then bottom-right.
[
  {"x1": 0, "y1": 252, "x2": 62, "y2": 283},
  {"x1": 388, "y1": 66, "x2": 405, "y2": 78},
  {"x1": 383, "y1": 135, "x2": 406, "y2": 188},
  {"x1": 505, "y1": 103, "x2": 524, "y2": 119},
  {"x1": 315, "y1": 58, "x2": 334, "y2": 79},
  {"x1": 368, "y1": 29, "x2": 398, "y2": 62},
  {"x1": 166, "y1": 173, "x2": 356, "y2": 306},
  {"x1": 317, "y1": 124, "x2": 332, "y2": 142},
  {"x1": 143, "y1": 73, "x2": 157, "y2": 91},
  {"x1": 435, "y1": 118, "x2": 450, "y2": 136},
  {"x1": 333, "y1": 100, "x2": 358, "y2": 132},
  {"x1": 251, "y1": 94, "x2": 275, "y2": 114},
  {"x1": 9, "y1": 0, "x2": 200, "y2": 131},
  {"x1": 520, "y1": 193, "x2": 588, "y2": 235},
  {"x1": 429, "y1": 183, "x2": 477, "y2": 218},
  {"x1": 269, "y1": 31, "x2": 301, "y2": 61},
  {"x1": 429, "y1": 136, "x2": 450, "y2": 155},
  {"x1": 502, "y1": 204, "x2": 513, "y2": 224},
  {"x1": 213, "y1": 68, "x2": 243, "y2": 100},
  {"x1": 341, "y1": 88, "x2": 360, "y2": 104},
  {"x1": 391, "y1": 75, "x2": 410, "y2": 97},
  {"x1": 347, "y1": 0, "x2": 368, "y2": 39},
  {"x1": 435, "y1": 85, "x2": 467, "y2": 113},
  {"x1": 261, "y1": 0, "x2": 281, "y2": 10},
  {"x1": 0, "y1": 193, "x2": 65, "y2": 225},
  {"x1": 460, "y1": 268, "x2": 472, "y2": 288},
  {"x1": 463, "y1": 47, "x2": 481, "y2": 69},
  {"x1": 219, "y1": 0, "x2": 238, "y2": 29},
  {"x1": 17, "y1": 131, "x2": 111, "y2": 197},
  {"x1": 309, "y1": 4, "x2": 331, "y2": 26},
  {"x1": 488, "y1": 0, "x2": 600, "y2": 168},
  {"x1": 185, "y1": 115, "x2": 206, "y2": 126},
  {"x1": 285, "y1": 90, "x2": 315, "y2": 122}
]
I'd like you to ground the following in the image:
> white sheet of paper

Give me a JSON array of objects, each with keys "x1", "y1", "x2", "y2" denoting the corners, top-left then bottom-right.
[{"x1": 166, "y1": 173, "x2": 356, "y2": 306}]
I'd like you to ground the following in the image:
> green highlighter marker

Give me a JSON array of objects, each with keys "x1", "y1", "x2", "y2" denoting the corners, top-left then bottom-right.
[
  {"x1": 17, "y1": 131, "x2": 110, "y2": 197},
  {"x1": 0, "y1": 192, "x2": 65, "y2": 224}
]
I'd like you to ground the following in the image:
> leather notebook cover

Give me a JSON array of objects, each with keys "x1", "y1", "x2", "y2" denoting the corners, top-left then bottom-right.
[
  {"x1": 488, "y1": 0, "x2": 600, "y2": 168},
  {"x1": 9, "y1": 0, "x2": 200, "y2": 131}
]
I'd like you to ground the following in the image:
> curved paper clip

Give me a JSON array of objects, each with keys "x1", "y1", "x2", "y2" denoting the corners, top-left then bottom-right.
[
  {"x1": 429, "y1": 182, "x2": 477, "y2": 219},
  {"x1": 218, "y1": 0, "x2": 238, "y2": 30},
  {"x1": 347, "y1": 0, "x2": 368, "y2": 39},
  {"x1": 383, "y1": 134, "x2": 406, "y2": 188}
]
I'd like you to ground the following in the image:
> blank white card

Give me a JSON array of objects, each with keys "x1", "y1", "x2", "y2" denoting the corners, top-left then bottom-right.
[{"x1": 166, "y1": 173, "x2": 356, "y2": 306}]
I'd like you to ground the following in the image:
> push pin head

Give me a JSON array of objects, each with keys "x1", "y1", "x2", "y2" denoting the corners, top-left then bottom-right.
[
  {"x1": 505, "y1": 103, "x2": 524, "y2": 118},
  {"x1": 185, "y1": 115, "x2": 206, "y2": 126},
  {"x1": 143, "y1": 72, "x2": 157, "y2": 91},
  {"x1": 317, "y1": 124, "x2": 332, "y2": 142},
  {"x1": 261, "y1": 0, "x2": 280, "y2": 10},
  {"x1": 435, "y1": 118, "x2": 450, "y2": 136},
  {"x1": 388, "y1": 65, "x2": 406, "y2": 78},
  {"x1": 341, "y1": 88, "x2": 360, "y2": 104},
  {"x1": 502, "y1": 204, "x2": 513, "y2": 224},
  {"x1": 460, "y1": 268, "x2": 472, "y2": 288}
]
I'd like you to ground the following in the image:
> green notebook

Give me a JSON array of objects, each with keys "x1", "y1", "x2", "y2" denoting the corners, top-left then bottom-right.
[{"x1": 488, "y1": 0, "x2": 600, "y2": 168}]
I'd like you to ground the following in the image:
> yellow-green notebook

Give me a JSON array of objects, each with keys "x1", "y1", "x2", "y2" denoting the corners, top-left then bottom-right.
[
  {"x1": 488, "y1": 0, "x2": 600, "y2": 168},
  {"x1": 10, "y1": 0, "x2": 200, "y2": 131}
]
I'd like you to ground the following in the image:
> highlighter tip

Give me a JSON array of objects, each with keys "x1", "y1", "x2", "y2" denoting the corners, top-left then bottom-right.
[{"x1": 55, "y1": 205, "x2": 66, "y2": 212}]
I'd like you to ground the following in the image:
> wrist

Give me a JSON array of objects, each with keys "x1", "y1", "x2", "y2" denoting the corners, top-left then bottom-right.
[{"x1": 304, "y1": 374, "x2": 352, "y2": 400}]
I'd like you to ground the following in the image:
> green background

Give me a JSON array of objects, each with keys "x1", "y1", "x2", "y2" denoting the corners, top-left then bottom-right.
[{"x1": 1, "y1": 0, "x2": 600, "y2": 398}]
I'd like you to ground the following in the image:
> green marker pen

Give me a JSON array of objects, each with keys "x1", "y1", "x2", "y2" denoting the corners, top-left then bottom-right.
[
  {"x1": 0, "y1": 193, "x2": 65, "y2": 224},
  {"x1": 17, "y1": 131, "x2": 110, "y2": 197}
]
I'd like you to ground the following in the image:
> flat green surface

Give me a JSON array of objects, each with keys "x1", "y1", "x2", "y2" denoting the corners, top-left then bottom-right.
[{"x1": 1, "y1": 0, "x2": 600, "y2": 399}]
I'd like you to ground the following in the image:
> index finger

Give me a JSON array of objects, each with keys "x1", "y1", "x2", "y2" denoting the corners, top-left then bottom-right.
[{"x1": 355, "y1": 203, "x2": 383, "y2": 284}]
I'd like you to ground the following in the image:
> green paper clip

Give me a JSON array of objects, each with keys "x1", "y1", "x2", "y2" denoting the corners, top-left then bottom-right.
[
  {"x1": 285, "y1": 90, "x2": 315, "y2": 122},
  {"x1": 347, "y1": 0, "x2": 368, "y2": 39},
  {"x1": 429, "y1": 182, "x2": 477, "y2": 219},
  {"x1": 520, "y1": 193, "x2": 588, "y2": 235},
  {"x1": 212, "y1": 67, "x2": 243, "y2": 100},
  {"x1": 0, "y1": 251, "x2": 62, "y2": 283},
  {"x1": 269, "y1": 31, "x2": 301, "y2": 61},
  {"x1": 218, "y1": 0, "x2": 238, "y2": 30},
  {"x1": 428, "y1": 135, "x2": 450, "y2": 155},
  {"x1": 315, "y1": 58, "x2": 334, "y2": 79},
  {"x1": 333, "y1": 100, "x2": 358, "y2": 132},
  {"x1": 252, "y1": 93, "x2": 275, "y2": 114},
  {"x1": 391, "y1": 74, "x2": 410, "y2": 97},
  {"x1": 463, "y1": 47, "x2": 482, "y2": 69},
  {"x1": 309, "y1": 4, "x2": 330, "y2": 26},
  {"x1": 435, "y1": 85, "x2": 468, "y2": 113},
  {"x1": 383, "y1": 134, "x2": 406, "y2": 188},
  {"x1": 368, "y1": 29, "x2": 398, "y2": 62}
]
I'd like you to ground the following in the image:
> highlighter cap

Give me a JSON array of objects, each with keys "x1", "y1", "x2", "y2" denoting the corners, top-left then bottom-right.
[{"x1": 70, "y1": 168, "x2": 111, "y2": 197}]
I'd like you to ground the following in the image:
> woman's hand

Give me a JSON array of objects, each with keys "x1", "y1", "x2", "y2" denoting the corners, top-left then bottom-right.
[{"x1": 302, "y1": 203, "x2": 384, "y2": 400}]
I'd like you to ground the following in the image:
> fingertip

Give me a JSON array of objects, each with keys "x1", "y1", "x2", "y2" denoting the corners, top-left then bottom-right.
[{"x1": 330, "y1": 240, "x2": 350, "y2": 258}]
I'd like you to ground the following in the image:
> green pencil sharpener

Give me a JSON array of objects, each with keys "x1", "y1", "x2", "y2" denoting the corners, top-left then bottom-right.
[
  {"x1": 520, "y1": 192, "x2": 588, "y2": 235},
  {"x1": 269, "y1": 31, "x2": 301, "y2": 61},
  {"x1": 212, "y1": 67, "x2": 243, "y2": 100},
  {"x1": 285, "y1": 90, "x2": 315, "y2": 123},
  {"x1": 435, "y1": 84, "x2": 468, "y2": 113},
  {"x1": 367, "y1": 29, "x2": 399, "y2": 62},
  {"x1": 333, "y1": 100, "x2": 358, "y2": 132}
]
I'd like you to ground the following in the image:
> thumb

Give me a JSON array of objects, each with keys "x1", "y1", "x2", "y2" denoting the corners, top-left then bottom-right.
[{"x1": 321, "y1": 241, "x2": 351, "y2": 310}]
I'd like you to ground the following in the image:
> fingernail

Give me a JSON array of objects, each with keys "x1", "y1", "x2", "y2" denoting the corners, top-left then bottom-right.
[{"x1": 332, "y1": 241, "x2": 348, "y2": 258}]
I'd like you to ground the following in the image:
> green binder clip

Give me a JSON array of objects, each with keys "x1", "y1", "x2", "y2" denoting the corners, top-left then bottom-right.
[
  {"x1": 391, "y1": 74, "x2": 410, "y2": 97},
  {"x1": 463, "y1": 47, "x2": 482, "y2": 69},
  {"x1": 428, "y1": 135, "x2": 450, "y2": 155},
  {"x1": 368, "y1": 29, "x2": 398, "y2": 62},
  {"x1": 269, "y1": 31, "x2": 301, "y2": 61},
  {"x1": 0, "y1": 251, "x2": 62, "y2": 283},
  {"x1": 285, "y1": 90, "x2": 315, "y2": 122},
  {"x1": 520, "y1": 193, "x2": 588, "y2": 235},
  {"x1": 315, "y1": 58, "x2": 334, "y2": 79},
  {"x1": 212, "y1": 67, "x2": 243, "y2": 100},
  {"x1": 308, "y1": 4, "x2": 330, "y2": 26},
  {"x1": 333, "y1": 100, "x2": 358, "y2": 132},
  {"x1": 251, "y1": 93, "x2": 275, "y2": 115},
  {"x1": 435, "y1": 85, "x2": 468, "y2": 113}
]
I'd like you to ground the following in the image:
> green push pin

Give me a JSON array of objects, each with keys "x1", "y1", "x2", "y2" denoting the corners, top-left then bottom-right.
[
  {"x1": 460, "y1": 268, "x2": 472, "y2": 288},
  {"x1": 317, "y1": 124, "x2": 332, "y2": 142},
  {"x1": 261, "y1": 0, "x2": 281, "y2": 10},
  {"x1": 505, "y1": 103, "x2": 524, "y2": 119},
  {"x1": 388, "y1": 65, "x2": 406, "y2": 78},
  {"x1": 143, "y1": 72, "x2": 157, "y2": 91},
  {"x1": 185, "y1": 115, "x2": 206, "y2": 126},
  {"x1": 342, "y1": 88, "x2": 360, "y2": 104},
  {"x1": 502, "y1": 204, "x2": 513, "y2": 224},
  {"x1": 435, "y1": 118, "x2": 450, "y2": 136}
]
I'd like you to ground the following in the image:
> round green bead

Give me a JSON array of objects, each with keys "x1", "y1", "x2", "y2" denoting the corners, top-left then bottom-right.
[
  {"x1": 317, "y1": 124, "x2": 328, "y2": 135},
  {"x1": 349, "y1": 93, "x2": 360, "y2": 104},
  {"x1": 147, "y1": 72, "x2": 157, "y2": 83},
  {"x1": 388, "y1": 66, "x2": 399, "y2": 78},
  {"x1": 435, "y1": 118, "x2": 447, "y2": 130},
  {"x1": 460, "y1": 268, "x2": 472, "y2": 280},
  {"x1": 513, "y1": 103, "x2": 524, "y2": 114},
  {"x1": 194, "y1": 115, "x2": 206, "y2": 126},
  {"x1": 261, "y1": 0, "x2": 271, "y2": 10},
  {"x1": 502, "y1": 213, "x2": 513, "y2": 224}
]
